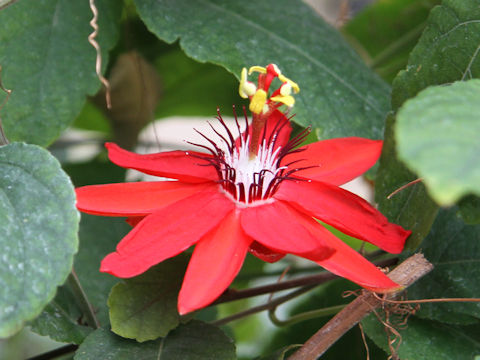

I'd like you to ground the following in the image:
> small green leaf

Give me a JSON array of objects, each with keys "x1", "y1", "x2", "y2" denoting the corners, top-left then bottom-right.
[
  {"x1": 133, "y1": 0, "x2": 391, "y2": 139},
  {"x1": 108, "y1": 254, "x2": 190, "y2": 342},
  {"x1": 391, "y1": 0, "x2": 480, "y2": 110},
  {"x1": 375, "y1": 113, "x2": 439, "y2": 250},
  {"x1": 0, "y1": 143, "x2": 79, "y2": 337},
  {"x1": 405, "y1": 208, "x2": 480, "y2": 324},
  {"x1": 363, "y1": 315, "x2": 480, "y2": 360},
  {"x1": 0, "y1": 0, "x2": 121, "y2": 146},
  {"x1": 396, "y1": 80, "x2": 480, "y2": 205},
  {"x1": 74, "y1": 321, "x2": 236, "y2": 360}
]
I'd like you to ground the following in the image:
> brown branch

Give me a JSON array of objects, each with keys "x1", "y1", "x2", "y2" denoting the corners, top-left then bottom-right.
[{"x1": 288, "y1": 253, "x2": 433, "y2": 360}]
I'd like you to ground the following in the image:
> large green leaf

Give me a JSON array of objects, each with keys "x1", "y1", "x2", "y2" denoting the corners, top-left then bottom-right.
[
  {"x1": 108, "y1": 254, "x2": 190, "y2": 342},
  {"x1": 133, "y1": 0, "x2": 391, "y2": 140},
  {"x1": 375, "y1": 114, "x2": 438, "y2": 250},
  {"x1": 0, "y1": 143, "x2": 79, "y2": 337},
  {"x1": 362, "y1": 314, "x2": 480, "y2": 360},
  {"x1": 396, "y1": 80, "x2": 480, "y2": 205},
  {"x1": 391, "y1": 0, "x2": 480, "y2": 110},
  {"x1": 0, "y1": 0, "x2": 121, "y2": 146},
  {"x1": 405, "y1": 208, "x2": 480, "y2": 324},
  {"x1": 74, "y1": 321, "x2": 236, "y2": 360}
]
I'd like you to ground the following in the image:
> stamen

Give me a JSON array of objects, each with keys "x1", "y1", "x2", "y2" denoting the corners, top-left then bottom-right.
[{"x1": 187, "y1": 106, "x2": 311, "y2": 204}]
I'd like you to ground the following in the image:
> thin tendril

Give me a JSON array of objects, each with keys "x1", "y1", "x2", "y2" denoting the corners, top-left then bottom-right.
[{"x1": 88, "y1": 0, "x2": 111, "y2": 109}]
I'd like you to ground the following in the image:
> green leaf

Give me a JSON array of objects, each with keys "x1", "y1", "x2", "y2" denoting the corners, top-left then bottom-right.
[
  {"x1": 133, "y1": 0, "x2": 391, "y2": 140},
  {"x1": 391, "y1": 0, "x2": 480, "y2": 110},
  {"x1": 404, "y1": 208, "x2": 480, "y2": 324},
  {"x1": 108, "y1": 254, "x2": 190, "y2": 342},
  {"x1": 30, "y1": 215, "x2": 131, "y2": 343},
  {"x1": 29, "y1": 285, "x2": 92, "y2": 344},
  {"x1": 375, "y1": 0, "x2": 480, "y2": 247},
  {"x1": 0, "y1": 0, "x2": 121, "y2": 146},
  {"x1": 343, "y1": 0, "x2": 439, "y2": 82},
  {"x1": 458, "y1": 195, "x2": 480, "y2": 225},
  {"x1": 0, "y1": 143, "x2": 79, "y2": 338},
  {"x1": 74, "y1": 321, "x2": 236, "y2": 360},
  {"x1": 255, "y1": 345, "x2": 301, "y2": 360},
  {"x1": 375, "y1": 113, "x2": 439, "y2": 250},
  {"x1": 75, "y1": 215, "x2": 130, "y2": 326},
  {"x1": 154, "y1": 47, "x2": 247, "y2": 119},
  {"x1": 362, "y1": 315, "x2": 480, "y2": 360},
  {"x1": 159, "y1": 320, "x2": 236, "y2": 359},
  {"x1": 29, "y1": 159, "x2": 130, "y2": 343},
  {"x1": 396, "y1": 80, "x2": 480, "y2": 205}
]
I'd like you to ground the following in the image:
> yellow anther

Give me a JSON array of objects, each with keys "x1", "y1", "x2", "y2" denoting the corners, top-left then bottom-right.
[
  {"x1": 248, "y1": 65, "x2": 267, "y2": 75},
  {"x1": 270, "y1": 94, "x2": 295, "y2": 107},
  {"x1": 278, "y1": 74, "x2": 300, "y2": 93},
  {"x1": 239, "y1": 68, "x2": 257, "y2": 98},
  {"x1": 249, "y1": 89, "x2": 267, "y2": 114}
]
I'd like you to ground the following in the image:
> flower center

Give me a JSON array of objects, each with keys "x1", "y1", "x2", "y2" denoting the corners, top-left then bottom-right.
[
  {"x1": 223, "y1": 134, "x2": 284, "y2": 203},
  {"x1": 188, "y1": 107, "x2": 311, "y2": 205}
]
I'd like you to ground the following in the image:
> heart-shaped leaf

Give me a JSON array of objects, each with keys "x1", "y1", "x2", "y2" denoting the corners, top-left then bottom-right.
[
  {"x1": 0, "y1": 143, "x2": 79, "y2": 337},
  {"x1": 108, "y1": 254, "x2": 190, "y2": 342},
  {"x1": 396, "y1": 80, "x2": 480, "y2": 205}
]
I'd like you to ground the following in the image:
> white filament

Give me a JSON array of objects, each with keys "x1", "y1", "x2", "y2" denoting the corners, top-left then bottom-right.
[{"x1": 223, "y1": 135, "x2": 284, "y2": 203}]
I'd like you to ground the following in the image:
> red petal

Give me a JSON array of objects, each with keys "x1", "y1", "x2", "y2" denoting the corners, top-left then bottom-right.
[
  {"x1": 100, "y1": 189, "x2": 235, "y2": 278},
  {"x1": 106, "y1": 142, "x2": 217, "y2": 183},
  {"x1": 178, "y1": 210, "x2": 253, "y2": 314},
  {"x1": 301, "y1": 222, "x2": 401, "y2": 292},
  {"x1": 275, "y1": 180, "x2": 410, "y2": 253},
  {"x1": 240, "y1": 200, "x2": 334, "y2": 259},
  {"x1": 248, "y1": 241, "x2": 286, "y2": 263},
  {"x1": 75, "y1": 181, "x2": 218, "y2": 217},
  {"x1": 281, "y1": 137, "x2": 382, "y2": 185},
  {"x1": 76, "y1": 181, "x2": 216, "y2": 216}
]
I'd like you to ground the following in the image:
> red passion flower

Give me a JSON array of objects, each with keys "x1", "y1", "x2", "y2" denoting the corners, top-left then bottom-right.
[{"x1": 76, "y1": 64, "x2": 410, "y2": 315}]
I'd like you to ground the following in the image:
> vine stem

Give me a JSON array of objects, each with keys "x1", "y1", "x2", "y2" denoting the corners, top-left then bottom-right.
[
  {"x1": 213, "y1": 257, "x2": 398, "y2": 305},
  {"x1": 67, "y1": 268, "x2": 100, "y2": 329},
  {"x1": 269, "y1": 303, "x2": 346, "y2": 327},
  {"x1": 288, "y1": 253, "x2": 433, "y2": 360},
  {"x1": 211, "y1": 285, "x2": 317, "y2": 327}
]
